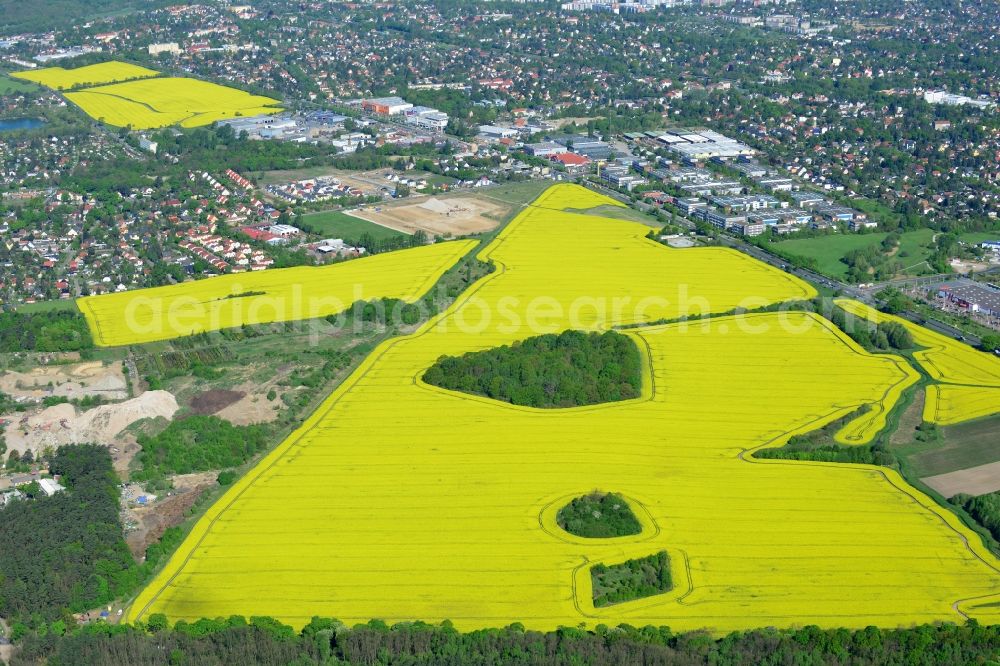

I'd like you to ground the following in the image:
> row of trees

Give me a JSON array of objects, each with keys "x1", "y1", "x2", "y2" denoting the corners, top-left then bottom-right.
[
  {"x1": 754, "y1": 405, "x2": 899, "y2": 468},
  {"x1": 828, "y1": 305, "x2": 915, "y2": 352},
  {"x1": 15, "y1": 615, "x2": 1000, "y2": 666}
]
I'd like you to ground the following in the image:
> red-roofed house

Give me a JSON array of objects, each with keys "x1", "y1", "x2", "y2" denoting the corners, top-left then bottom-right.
[
  {"x1": 550, "y1": 152, "x2": 591, "y2": 173},
  {"x1": 241, "y1": 227, "x2": 278, "y2": 242}
]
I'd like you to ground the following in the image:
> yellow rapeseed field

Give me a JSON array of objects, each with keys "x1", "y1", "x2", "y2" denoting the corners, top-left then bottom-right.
[
  {"x1": 836, "y1": 299, "x2": 1000, "y2": 425},
  {"x1": 63, "y1": 77, "x2": 284, "y2": 129},
  {"x1": 61, "y1": 90, "x2": 189, "y2": 130},
  {"x1": 926, "y1": 385, "x2": 1000, "y2": 426},
  {"x1": 12, "y1": 61, "x2": 159, "y2": 90},
  {"x1": 78, "y1": 241, "x2": 475, "y2": 346},
  {"x1": 127, "y1": 185, "x2": 1000, "y2": 633}
]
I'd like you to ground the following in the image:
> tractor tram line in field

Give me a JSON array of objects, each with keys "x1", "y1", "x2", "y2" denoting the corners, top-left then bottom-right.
[
  {"x1": 102, "y1": 184, "x2": 1000, "y2": 633},
  {"x1": 14, "y1": 60, "x2": 285, "y2": 129}
]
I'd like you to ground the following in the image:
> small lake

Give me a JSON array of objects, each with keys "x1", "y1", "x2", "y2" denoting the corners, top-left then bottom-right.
[{"x1": 0, "y1": 117, "x2": 45, "y2": 133}]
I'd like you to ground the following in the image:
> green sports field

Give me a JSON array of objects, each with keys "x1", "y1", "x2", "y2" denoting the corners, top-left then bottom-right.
[{"x1": 298, "y1": 210, "x2": 407, "y2": 241}]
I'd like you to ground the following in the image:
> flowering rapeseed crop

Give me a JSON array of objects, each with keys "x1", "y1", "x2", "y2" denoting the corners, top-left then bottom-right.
[
  {"x1": 78, "y1": 241, "x2": 475, "y2": 346},
  {"x1": 126, "y1": 186, "x2": 1000, "y2": 633},
  {"x1": 64, "y1": 77, "x2": 283, "y2": 129},
  {"x1": 836, "y1": 299, "x2": 1000, "y2": 425},
  {"x1": 12, "y1": 61, "x2": 159, "y2": 89},
  {"x1": 15, "y1": 61, "x2": 284, "y2": 129}
]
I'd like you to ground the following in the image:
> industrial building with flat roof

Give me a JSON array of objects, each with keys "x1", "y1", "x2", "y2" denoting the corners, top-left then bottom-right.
[
  {"x1": 655, "y1": 128, "x2": 756, "y2": 161},
  {"x1": 404, "y1": 106, "x2": 449, "y2": 131},
  {"x1": 938, "y1": 282, "x2": 1000, "y2": 317},
  {"x1": 362, "y1": 96, "x2": 413, "y2": 115}
]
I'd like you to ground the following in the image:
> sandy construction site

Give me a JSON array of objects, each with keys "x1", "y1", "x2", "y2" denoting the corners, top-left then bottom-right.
[
  {"x1": 0, "y1": 390, "x2": 179, "y2": 458},
  {"x1": 0, "y1": 360, "x2": 128, "y2": 403},
  {"x1": 350, "y1": 195, "x2": 509, "y2": 236}
]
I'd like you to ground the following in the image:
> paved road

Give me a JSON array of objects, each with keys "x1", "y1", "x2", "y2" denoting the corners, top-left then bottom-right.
[{"x1": 896, "y1": 311, "x2": 982, "y2": 348}]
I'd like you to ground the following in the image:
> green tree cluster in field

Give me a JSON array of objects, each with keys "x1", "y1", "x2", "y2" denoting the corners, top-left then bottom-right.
[
  {"x1": 876, "y1": 287, "x2": 915, "y2": 315},
  {"x1": 422, "y1": 330, "x2": 642, "y2": 408},
  {"x1": 981, "y1": 334, "x2": 1000, "y2": 353},
  {"x1": 0, "y1": 310, "x2": 92, "y2": 352},
  {"x1": 591, "y1": 551, "x2": 671, "y2": 608},
  {"x1": 134, "y1": 415, "x2": 268, "y2": 481},
  {"x1": 557, "y1": 492, "x2": 642, "y2": 538}
]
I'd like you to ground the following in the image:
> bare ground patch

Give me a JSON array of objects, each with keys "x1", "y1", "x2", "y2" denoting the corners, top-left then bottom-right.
[
  {"x1": 0, "y1": 390, "x2": 179, "y2": 457},
  {"x1": 0, "y1": 360, "x2": 128, "y2": 402},
  {"x1": 214, "y1": 380, "x2": 282, "y2": 425},
  {"x1": 922, "y1": 460, "x2": 1000, "y2": 498},
  {"x1": 111, "y1": 432, "x2": 142, "y2": 478},
  {"x1": 259, "y1": 167, "x2": 390, "y2": 195},
  {"x1": 550, "y1": 116, "x2": 604, "y2": 129},
  {"x1": 189, "y1": 389, "x2": 245, "y2": 415},
  {"x1": 124, "y1": 472, "x2": 217, "y2": 559},
  {"x1": 349, "y1": 195, "x2": 509, "y2": 236},
  {"x1": 890, "y1": 387, "x2": 926, "y2": 447}
]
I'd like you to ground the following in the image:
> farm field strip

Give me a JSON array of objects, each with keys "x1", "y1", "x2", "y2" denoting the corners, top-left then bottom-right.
[
  {"x1": 63, "y1": 90, "x2": 191, "y2": 129},
  {"x1": 127, "y1": 184, "x2": 1000, "y2": 633},
  {"x1": 78, "y1": 241, "x2": 475, "y2": 346},
  {"x1": 16, "y1": 61, "x2": 284, "y2": 129},
  {"x1": 926, "y1": 385, "x2": 1000, "y2": 427},
  {"x1": 64, "y1": 77, "x2": 283, "y2": 129},
  {"x1": 12, "y1": 61, "x2": 159, "y2": 89},
  {"x1": 836, "y1": 299, "x2": 1000, "y2": 425}
]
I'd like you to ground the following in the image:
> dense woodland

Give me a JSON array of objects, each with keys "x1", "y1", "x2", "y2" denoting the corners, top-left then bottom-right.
[
  {"x1": 953, "y1": 492, "x2": 1000, "y2": 544},
  {"x1": 19, "y1": 614, "x2": 1000, "y2": 666},
  {"x1": 0, "y1": 310, "x2": 93, "y2": 353},
  {"x1": 134, "y1": 415, "x2": 268, "y2": 483},
  {"x1": 422, "y1": 330, "x2": 642, "y2": 408},
  {"x1": 591, "y1": 551, "x2": 672, "y2": 608},
  {"x1": 0, "y1": 446, "x2": 135, "y2": 624},
  {"x1": 556, "y1": 492, "x2": 642, "y2": 539}
]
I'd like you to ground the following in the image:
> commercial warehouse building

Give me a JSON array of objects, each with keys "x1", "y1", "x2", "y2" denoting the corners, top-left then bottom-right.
[
  {"x1": 938, "y1": 283, "x2": 1000, "y2": 318},
  {"x1": 362, "y1": 96, "x2": 413, "y2": 115},
  {"x1": 404, "y1": 106, "x2": 449, "y2": 131}
]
